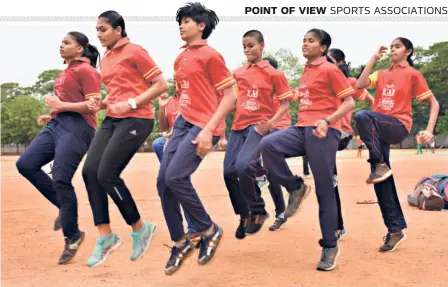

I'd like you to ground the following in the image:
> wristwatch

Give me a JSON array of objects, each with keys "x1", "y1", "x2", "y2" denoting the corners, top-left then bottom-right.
[
  {"x1": 128, "y1": 98, "x2": 137, "y2": 109},
  {"x1": 323, "y1": 118, "x2": 331, "y2": 125}
]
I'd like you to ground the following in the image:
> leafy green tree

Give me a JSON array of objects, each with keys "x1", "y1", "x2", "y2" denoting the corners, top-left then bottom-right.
[
  {"x1": 32, "y1": 69, "x2": 62, "y2": 98},
  {"x1": 1, "y1": 96, "x2": 47, "y2": 146},
  {"x1": 1, "y1": 82, "x2": 25, "y2": 102}
]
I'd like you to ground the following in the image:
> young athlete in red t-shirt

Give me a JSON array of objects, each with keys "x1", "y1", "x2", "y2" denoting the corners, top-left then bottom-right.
[
  {"x1": 260, "y1": 29, "x2": 355, "y2": 271},
  {"x1": 16, "y1": 32, "x2": 101, "y2": 265},
  {"x1": 355, "y1": 37, "x2": 439, "y2": 252}
]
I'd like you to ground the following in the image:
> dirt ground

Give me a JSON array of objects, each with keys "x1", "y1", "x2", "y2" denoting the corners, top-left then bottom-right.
[{"x1": 2, "y1": 149, "x2": 448, "y2": 287}]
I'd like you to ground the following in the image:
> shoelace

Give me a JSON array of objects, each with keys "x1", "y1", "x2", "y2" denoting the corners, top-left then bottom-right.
[
  {"x1": 195, "y1": 236, "x2": 208, "y2": 253},
  {"x1": 131, "y1": 233, "x2": 141, "y2": 250},
  {"x1": 274, "y1": 218, "x2": 283, "y2": 227},
  {"x1": 93, "y1": 238, "x2": 106, "y2": 258},
  {"x1": 164, "y1": 244, "x2": 181, "y2": 261}
]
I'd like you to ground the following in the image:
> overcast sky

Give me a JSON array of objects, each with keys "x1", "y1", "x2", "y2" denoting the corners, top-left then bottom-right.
[{"x1": 1, "y1": 22, "x2": 447, "y2": 87}]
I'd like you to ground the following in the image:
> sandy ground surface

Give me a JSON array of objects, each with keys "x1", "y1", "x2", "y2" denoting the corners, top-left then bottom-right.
[{"x1": 2, "y1": 149, "x2": 448, "y2": 287}]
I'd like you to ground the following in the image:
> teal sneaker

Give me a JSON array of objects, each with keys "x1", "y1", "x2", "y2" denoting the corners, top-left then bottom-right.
[
  {"x1": 130, "y1": 221, "x2": 157, "y2": 261},
  {"x1": 87, "y1": 233, "x2": 121, "y2": 267}
]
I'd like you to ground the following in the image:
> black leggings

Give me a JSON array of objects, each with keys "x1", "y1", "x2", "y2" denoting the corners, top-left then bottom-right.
[{"x1": 82, "y1": 117, "x2": 154, "y2": 226}]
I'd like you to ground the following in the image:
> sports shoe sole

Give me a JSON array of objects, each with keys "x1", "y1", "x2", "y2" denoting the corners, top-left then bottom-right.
[
  {"x1": 198, "y1": 226, "x2": 224, "y2": 265},
  {"x1": 88, "y1": 239, "x2": 122, "y2": 267},
  {"x1": 130, "y1": 223, "x2": 157, "y2": 261},
  {"x1": 382, "y1": 234, "x2": 407, "y2": 252},
  {"x1": 367, "y1": 169, "x2": 393, "y2": 184},
  {"x1": 246, "y1": 213, "x2": 270, "y2": 235},
  {"x1": 58, "y1": 232, "x2": 85, "y2": 265},
  {"x1": 164, "y1": 242, "x2": 196, "y2": 276},
  {"x1": 268, "y1": 220, "x2": 286, "y2": 231},
  {"x1": 285, "y1": 185, "x2": 312, "y2": 218},
  {"x1": 317, "y1": 247, "x2": 340, "y2": 272}
]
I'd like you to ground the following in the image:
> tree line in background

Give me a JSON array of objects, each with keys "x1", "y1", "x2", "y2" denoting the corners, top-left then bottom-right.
[{"x1": 1, "y1": 42, "x2": 447, "y2": 148}]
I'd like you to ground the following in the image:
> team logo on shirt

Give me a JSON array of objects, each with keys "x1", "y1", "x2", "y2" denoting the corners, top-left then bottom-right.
[
  {"x1": 53, "y1": 73, "x2": 67, "y2": 99},
  {"x1": 242, "y1": 85, "x2": 260, "y2": 111},
  {"x1": 378, "y1": 84, "x2": 396, "y2": 111},
  {"x1": 55, "y1": 73, "x2": 66, "y2": 86},
  {"x1": 178, "y1": 79, "x2": 191, "y2": 106},
  {"x1": 298, "y1": 84, "x2": 312, "y2": 108}
]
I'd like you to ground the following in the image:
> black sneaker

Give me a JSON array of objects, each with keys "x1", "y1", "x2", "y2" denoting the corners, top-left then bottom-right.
[
  {"x1": 235, "y1": 217, "x2": 248, "y2": 239},
  {"x1": 379, "y1": 232, "x2": 407, "y2": 252},
  {"x1": 268, "y1": 216, "x2": 287, "y2": 231},
  {"x1": 197, "y1": 224, "x2": 223, "y2": 265},
  {"x1": 53, "y1": 212, "x2": 62, "y2": 231},
  {"x1": 58, "y1": 231, "x2": 85, "y2": 265},
  {"x1": 246, "y1": 213, "x2": 269, "y2": 235},
  {"x1": 285, "y1": 184, "x2": 311, "y2": 218},
  {"x1": 366, "y1": 164, "x2": 393, "y2": 184},
  {"x1": 317, "y1": 246, "x2": 340, "y2": 271},
  {"x1": 164, "y1": 239, "x2": 195, "y2": 276}
]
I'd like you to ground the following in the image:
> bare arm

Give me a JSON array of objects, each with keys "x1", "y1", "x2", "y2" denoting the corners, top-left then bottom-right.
[
  {"x1": 356, "y1": 46, "x2": 387, "y2": 89},
  {"x1": 57, "y1": 99, "x2": 99, "y2": 114},
  {"x1": 202, "y1": 87, "x2": 237, "y2": 133},
  {"x1": 365, "y1": 94, "x2": 375, "y2": 107},
  {"x1": 326, "y1": 96, "x2": 355, "y2": 123},
  {"x1": 425, "y1": 96, "x2": 440, "y2": 133},
  {"x1": 356, "y1": 58, "x2": 376, "y2": 89},
  {"x1": 135, "y1": 74, "x2": 169, "y2": 106},
  {"x1": 268, "y1": 100, "x2": 289, "y2": 126}
]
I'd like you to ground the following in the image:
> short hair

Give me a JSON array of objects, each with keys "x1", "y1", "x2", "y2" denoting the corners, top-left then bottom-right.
[
  {"x1": 243, "y1": 30, "x2": 264, "y2": 43},
  {"x1": 176, "y1": 2, "x2": 219, "y2": 39}
]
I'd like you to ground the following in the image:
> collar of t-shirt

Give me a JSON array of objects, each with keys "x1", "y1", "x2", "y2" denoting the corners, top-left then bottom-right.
[
  {"x1": 180, "y1": 39, "x2": 208, "y2": 49},
  {"x1": 244, "y1": 60, "x2": 270, "y2": 69},
  {"x1": 389, "y1": 61, "x2": 410, "y2": 71},
  {"x1": 305, "y1": 56, "x2": 327, "y2": 68},
  {"x1": 105, "y1": 37, "x2": 130, "y2": 53}
]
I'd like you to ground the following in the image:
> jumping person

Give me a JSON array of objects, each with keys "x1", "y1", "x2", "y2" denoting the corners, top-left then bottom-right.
[
  {"x1": 16, "y1": 32, "x2": 101, "y2": 264},
  {"x1": 223, "y1": 30, "x2": 292, "y2": 239},
  {"x1": 328, "y1": 48, "x2": 375, "y2": 239},
  {"x1": 160, "y1": 2, "x2": 236, "y2": 275},
  {"x1": 153, "y1": 91, "x2": 200, "y2": 240},
  {"x1": 260, "y1": 29, "x2": 355, "y2": 271},
  {"x1": 82, "y1": 10, "x2": 169, "y2": 267},
  {"x1": 355, "y1": 37, "x2": 439, "y2": 252}
]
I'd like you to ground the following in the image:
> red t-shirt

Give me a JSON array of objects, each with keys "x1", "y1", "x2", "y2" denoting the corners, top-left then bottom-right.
[
  {"x1": 101, "y1": 37, "x2": 162, "y2": 119},
  {"x1": 165, "y1": 96, "x2": 180, "y2": 129},
  {"x1": 295, "y1": 56, "x2": 354, "y2": 131},
  {"x1": 232, "y1": 60, "x2": 293, "y2": 131},
  {"x1": 52, "y1": 57, "x2": 101, "y2": 129},
  {"x1": 340, "y1": 77, "x2": 370, "y2": 133},
  {"x1": 368, "y1": 61, "x2": 434, "y2": 132},
  {"x1": 174, "y1": 40, "x2": 235, "y2": 136}
]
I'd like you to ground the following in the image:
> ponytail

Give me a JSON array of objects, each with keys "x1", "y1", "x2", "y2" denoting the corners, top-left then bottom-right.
[
  {"x1": 407, "y1": 56, "x2": 414, "y2": 67},
  {"x1": 83, "y1": 44, "x2": 100, "y2": 68},
  {"x1": 396, "y1": 37, "x2": 415, "y2": 67},
  {"x1": 338, "y1": 62, "x2": 350, "y2": 78},
  {"x1": 67, "y1": 31, "x2": 100, "y2": 68}
]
